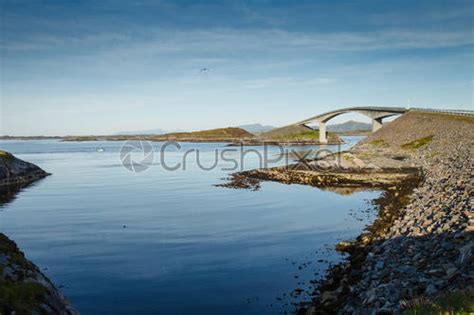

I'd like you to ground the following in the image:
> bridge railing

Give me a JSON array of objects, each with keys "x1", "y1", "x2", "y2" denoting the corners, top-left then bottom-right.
[{"x1": 410, "y1": 108, "x2": 474, "y2": 117}]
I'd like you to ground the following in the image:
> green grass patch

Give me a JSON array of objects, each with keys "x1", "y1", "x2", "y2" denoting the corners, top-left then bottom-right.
[
  {"x1": 0, "y1": 233, "x2": 50, "y2": 313},
  {"x1": 0, "y1": 280, "x2": 47, "y2": 314},
  {"x1": 425, "y1": 151, "x2": 440, "y2": 159},
  {"x1": 155, "y1": 127, "x2": 254, "y2": 140},
  {"x1": 0, "y1": 150, "x2": 14, "y2": 160},
  {"x1": 282, "y1": 130, "x2": 321, "y2": 140},
  {"x1": 401, "y1": 136, "x2": 434, "y2": 150},
  {"x1": 446, "y1": 115, "x2": 474, "y2": 123},
  {"x1": 369, "y1": 139, "x2": 389, "y2": 147},
  {"x1": 403, "y1": 291, "x2": 474, "y2": 315}
]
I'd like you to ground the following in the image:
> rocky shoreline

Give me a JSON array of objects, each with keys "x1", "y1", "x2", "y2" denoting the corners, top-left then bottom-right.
[
  {"x1": 306, "y1": 136, "x2": 473, "y2": 314},
  {"x1": 220, "y1": 112, "x2": 474, "y2": 313},
  {"x1": 0, "y1": 151, "x2": 78, "y2": 314}
]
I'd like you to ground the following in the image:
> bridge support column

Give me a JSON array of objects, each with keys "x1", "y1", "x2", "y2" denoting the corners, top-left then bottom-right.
[
  {"x1": 319, "y1": 122, "x2": 327, "y2": 144},
  {"x1": 372, "y1": 118, "x2": 383, "y2": 132}
]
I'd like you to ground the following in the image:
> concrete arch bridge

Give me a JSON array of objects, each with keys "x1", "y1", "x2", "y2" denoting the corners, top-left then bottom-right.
[{"x1": 295, "y1": 107, "x2": 408, "y2": 144}]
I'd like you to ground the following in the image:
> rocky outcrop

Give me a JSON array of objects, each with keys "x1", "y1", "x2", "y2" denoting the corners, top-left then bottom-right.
[
  {"x1": 217, "y1": 149, "x2": 421, "y2": 190},
  {"x1": 218, "y1": 166, "x2": 420, "y2": 190},
  {"x1": 0, "y1": 151, "x2": 50, "y2": 187},
  {"x1": 0, "y1": 234, "x2": 78, "y2": 315}
]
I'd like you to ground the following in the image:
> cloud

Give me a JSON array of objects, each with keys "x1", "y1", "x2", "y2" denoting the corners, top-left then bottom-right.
[
  {"x1": 241, "y1": 77, "x2": 337, "y2": 89},
  {"x1": 2, "y1": 27, "x2": 472, "y2": 57}
]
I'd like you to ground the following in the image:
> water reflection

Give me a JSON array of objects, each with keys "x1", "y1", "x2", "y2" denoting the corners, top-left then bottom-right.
[
  {"x1": 0, "y1": 181, "x2": 44, "y2": 207},
  {"x1": 319, "y1": 186, "x2": 373, "y2": 196}
]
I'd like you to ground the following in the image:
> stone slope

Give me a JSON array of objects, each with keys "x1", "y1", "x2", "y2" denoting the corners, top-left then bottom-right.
[
  {"x1": 305, "y1": 111, "x2": 474, "y2": 313},
  {"x1": 354, "y1": 110, "x2": 472, "y2": 153}
]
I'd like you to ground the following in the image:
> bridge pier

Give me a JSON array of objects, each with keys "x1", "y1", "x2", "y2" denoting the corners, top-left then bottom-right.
[
  {"x1": 372, "y1": 118, "x2": 383, "y2": 132},
  {"x1": 319, "y1": 122, "x2": 327, "y2": 144}
]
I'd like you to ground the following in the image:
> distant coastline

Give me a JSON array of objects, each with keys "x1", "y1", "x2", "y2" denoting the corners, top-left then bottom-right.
[{"x1": 1, "y1": 126, "x2": 347, "y2": 145}]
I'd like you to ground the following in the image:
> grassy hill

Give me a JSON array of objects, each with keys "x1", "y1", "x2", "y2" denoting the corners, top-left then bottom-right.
[
  {"x1": 156, "y1": 127, "x2": 254, "y2": 140},
  {"x1": 258, "y1": 124, "x2": 342, "y2": 144},
  {"x1": 258, "y1": 125, "x2": 313, "y2": 139}
]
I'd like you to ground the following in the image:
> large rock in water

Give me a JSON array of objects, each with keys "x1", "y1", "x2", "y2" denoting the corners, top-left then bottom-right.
[{"x1": 0, "y1": 150, "x2": 50, "y2": 187}]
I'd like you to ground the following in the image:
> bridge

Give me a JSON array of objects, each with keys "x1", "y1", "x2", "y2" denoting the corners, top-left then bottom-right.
[
  {"x1": 295, "y1": 106, "x2": 408, "y2": 144},
  {"x1": 294, "y1": 107, "x2": 474, "y2": 144}
]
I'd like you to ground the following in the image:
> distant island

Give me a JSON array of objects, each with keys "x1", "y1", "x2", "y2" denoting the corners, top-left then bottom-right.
[
  {"x1": 61, "y1": 127, "x2": 255, "y2": 142},
  {"x1": 1, "y1": 125, "x2": 351, "y2": 145}
]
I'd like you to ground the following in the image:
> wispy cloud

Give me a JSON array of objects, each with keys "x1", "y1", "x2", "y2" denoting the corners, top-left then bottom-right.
[
  {"x1": 2, "y1": 28, "x2": 472, "y2": 56},
  {"x1": 242, "y1": 77, "x2": 337, "y2": 89}
]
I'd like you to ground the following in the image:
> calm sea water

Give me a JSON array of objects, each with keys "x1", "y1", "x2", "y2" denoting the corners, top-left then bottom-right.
[{"x1": 0, "y1": 137, "x2": 378, "y2": 315}]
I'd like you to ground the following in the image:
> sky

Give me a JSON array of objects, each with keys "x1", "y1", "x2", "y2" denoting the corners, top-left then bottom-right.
[{"x1": 0, "y1": 0, "x2": 473, "y2": 136}]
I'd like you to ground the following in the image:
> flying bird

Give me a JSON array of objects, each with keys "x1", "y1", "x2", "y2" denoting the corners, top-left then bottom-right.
[{"x1": 200, "y1": 68, "x2": 209, "y2": 73}]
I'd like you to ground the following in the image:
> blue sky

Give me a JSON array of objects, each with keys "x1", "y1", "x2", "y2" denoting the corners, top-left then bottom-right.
[{"x1": 1, "y1": 0, "x2": 473, "y2": 135}]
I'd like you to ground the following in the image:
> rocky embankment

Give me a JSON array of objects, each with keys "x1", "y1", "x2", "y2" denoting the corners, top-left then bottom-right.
[
  {"x1": 327, "y1": 131, "x2": 473, "y2": 313},
  {"x1": 0, "y1": 151, "x2": 77, "y2": 314},
  {"x1": 311, "y1": 113, "x2": 474, "y2": 314},
  {"x1": 221, "y1": 111, "x2": 474, "y2": 313}
]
